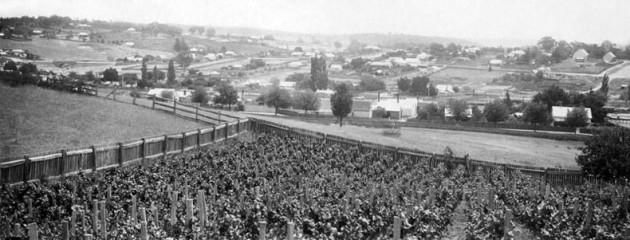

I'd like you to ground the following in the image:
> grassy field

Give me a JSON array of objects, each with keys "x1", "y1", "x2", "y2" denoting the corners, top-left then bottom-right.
[
  {"x1": 250, "y1": 115, "x2": 584, "y2": 169},
  {"x1": 0, "y1": 38, "x2": 173, "y2": 61},
  {"x1": 549, "y1": 59, "x2": 613, "y2": 74},
  {"x1": 0, "y1": 84, "x2": 208, "y2": 159}
]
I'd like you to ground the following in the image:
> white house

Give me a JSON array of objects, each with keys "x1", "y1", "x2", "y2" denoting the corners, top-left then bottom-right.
[
  {"x1": 330, "y1": 64, "x2": 343, "y2": 71},
  {"x1": 551, "y1": 106, "x2": 592, "y2": 123},
  {"x1": 603, "y1": 52, "x2": 616, "y2": 64},
  {"x1": 416, "y1": 52, "x2": 432, "y2": 60},
  {"x1": 507, "y1": 50, "x2": 526, "y2": 58},
  {"x1": 126, "y1": 27, "x2": 136, "y2": 32},
  {"x1": 225, "y1": 51, "x2": 237, "y2": 56},
  {"x1": 435, "y1": 84, "x2": 454, "y2": 93},
  {"x1": 204, "y1": 53, "x2": 217, "y2": 61},
  {"x1": 352, "y1": 100, "x2": 373, "y2": 118},
  {"x1": 573, "y1": 49, "x2": 589, "y2": 62},
  {"x1": 124, "y1": 42, "x2": 135, "y2": 47},
  {"x1": 489, "y1": 59, "x2": 503, "y2": 66}
]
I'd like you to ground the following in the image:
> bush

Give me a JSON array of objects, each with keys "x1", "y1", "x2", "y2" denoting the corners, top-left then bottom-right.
[
  {"x1": 191, "y1": 87, "x2": 210, "y2": 105},
  {"x1": 577, "y1": 127, "x2": 630, "y2": 180},
  {"x1": 160, "y1": 90, "x2": 174, "y2": 99},
  {"x1": 129, "y1": 90, "x2": 141, "y2": 98}
]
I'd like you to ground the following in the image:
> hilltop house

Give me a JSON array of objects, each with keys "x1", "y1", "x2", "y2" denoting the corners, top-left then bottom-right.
[
  {"x1": 551, "y1": 106, "x2": 592, "y2": 125},
  {"x1": 573, "y1": 49, "x2": 589, "y2": 62},
  {"x1": 603, "y1": 52, "x2": 616, "y2": 64}
]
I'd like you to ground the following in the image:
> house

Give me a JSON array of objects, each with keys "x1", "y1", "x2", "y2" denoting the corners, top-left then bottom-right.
[
  {"x1": 32, "y1": 29, "x2": 43, "y2": 35},
  {"x1": 204, "y1": 53, "x2": 217, "y2": 61},
  {"x1": 126, "y1": 27, "x2": 136, "y2": 32},
  {"x1": 351, "y1": 100, "x2": 373, "y2": 118},
  {"x1": 416, "y1": 52, "x2": 432, "y2": 60},
  {"x1": 551, "y1": 106, "x2": 592, "y2": 124},
  {"x1": 507, "y1": 50, "x2": 526, "y2": 58},
  {"x1": 208, "y1": 71, "x2": 221, "y2": 77},
  {"x1": 489, "y1": 59, "x2": 503, "y2": 66},
  {"x1": 225, "y1": 51, "x2": 237, "y2": 56},
  {"x1": 444, "y1": 107, "x2": 473, "y2": 119},
  {"x1": 324, "y1": 53, "x2": 335, "y2": 58},
  {"x1": 147, "y1": 88, "x2": 193, "y2": 102},
  {"x1": 573, "y1": 49, "x2": 589, "y2": 62},
  {"x1": 435, "y1": 84, "x2": 454, "y2": 93},
  {"x1": 368, "y1": 61, "x2": 393, "y2": 68},
  {"x1": 330, "y1": 64, "x2": 343, "y2": 72},
  {"x1": 372, "y1": 99, "x2": 418, "y2": 119},
  {"x1": 603, "y1": 52, "x2": 616, "y2": 64},
  {"x1": 279, "y1": 81, "x2": 295, "y2": 89},
  {"x1": 363, "y1": 45, "x2": 381, "y2": 51},
  {"x1": 288, "y1": 61, "x2": 303, "y2": 68},
  {"x1": 124, "y1": 42, "x2": 135, "y2": 47}
]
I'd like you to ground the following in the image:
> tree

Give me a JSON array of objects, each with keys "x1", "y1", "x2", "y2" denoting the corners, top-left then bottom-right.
[
  {"x1": 452, "y1": 86, "x2": 460, "y2": 93},
  {"x1": 152, "y1": 66, "x2": 158, "y2": 82},
  {"x1": 484, "y1": 99, "x2": 510, "y2": 123},
  {"x1": 537, "y1": 36, "x2": 557, "y2": 52},
  {"x1": 206, "y1": 28, "x2": 216, "y2": 38},
  {"x1": 397, "y1": 77, "x2": 411, "y2": 92},
  {"x1": 160, "y1": 90, "x2": 174, "y2": 99},
  {"x1": 85, "y1": 71, "x2": 95, "y2": 82},
  {"x1": 533, "y1": 85, "x2": 569, "y2": 111},
  {"x1": 173, "y1": 38, "x2": 181, "y2": 51},
  {"x1": 471, "y1": 105, "x2": 484, "y2": 122},
  {"x1": 522, "y1": 102, "x2": 550, "y2": 129},
  {"x1": 347, "y1": 39, "x2": 362, "y2": 53},
  {"x1": 260, "y1": 86, "x2": 292, "y2": 115},
  {"x1": 565, "y1": 107, "x2": 589, "y2": 128},
  {"x1": 167, "y1": 60, "x2": 176, "y2": 83},
  {"x1": 103, "y1": 68, "x2": 119, "y2": 82},
  {"x1": 503, "y1": 91, "x2": 513, "y2": 110},
  {"x1": 446, "y1": 43, "x2": 459, "y2": 56},
  {"x1": 330, "y1": 84, "x2": 353, "y2": 126},
  {"x1": 359, "y1": 75, "x2": 386, "y2": 91},
  {"x1": 140, "y1": 58, "x2": 148, "y2": 81},
  {"x1": 18, "y1": 63, "x2": 38, "y2": 75},
  {"x1": 447, "y1": 99, "x2": 469, "y2": 122},
  {"x1": 600, "y1": 74, "x2": 609, "y2": 96},
  {"x1": 292, "y1": 90, "x2": 320, "y2": 114},
  {"x1": 410, "y1": 76, "x2": 437, "y2": 96},
  {"x1": 429, "y1": 43, "x2": 446, "y2": 56},
  {"x1": 3, "y1": 60, "x2": 17, "y2": 71},
  {"x1": 213, "y1": 83, "x2": 238, "y2": 109},
  {"x1": 293, "y1": 47, "x2": 303, "y2": 52},
  {"x1": 349, "y1": 58, "x2": 367, "y2": 69},
  {"x1": 576, "y1": 127, "x2": 630, "y2": 180},
  {"x1": 191, "y1": 86, "x2": 210, "y2": 105},
  {"x1": 418, "y1": 103, "x2": 444, "y2": 121},
  {"x1": 311, "y1": 55, "x2": 328, "y2": 90}
]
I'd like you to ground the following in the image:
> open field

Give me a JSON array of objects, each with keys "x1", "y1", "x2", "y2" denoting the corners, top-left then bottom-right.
[
  {"x1": 549, "y1": 59, "x2": 613, "y2": 74},
  {"x1": 250, "y1": 115, "x2": 584, "y2": 169},
  {"x1": 0, "y1": 38, "x2": 174, "y2": 61},
  {"x1": 429, "y1": 67, "x2": 510, "y2": 94},
  {"x1": 0, "y1": 84, "x2": 208, "y2": 159}
]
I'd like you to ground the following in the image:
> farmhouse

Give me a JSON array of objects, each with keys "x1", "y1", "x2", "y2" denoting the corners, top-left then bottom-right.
[
  {"x1": 489, "y1": 59, "x2": 503, "y2": 66},
  {"x1": 551, "y1": 106, "x2": 592, "y2": 124},
  {"x1": 573, "y1": 49, "x2": 589, "y2": 62},
  {"x1": 416, "y1": 52, "x2": 432, "y2": 60},
  {"x1": 330, "y1": 64, "x2": 343, "y2": 71},
  {"x1": 444, "y1": 107, "x2": 473, "y2": 120},
  {"x1": 603, "y1": 52, "x2": 616, "y2": 64},
  {"x1": 373, "y1": 98, "x2": 418, "y2": 119}
]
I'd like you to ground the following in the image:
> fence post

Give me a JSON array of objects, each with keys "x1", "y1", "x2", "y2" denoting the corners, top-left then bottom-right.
[
  {"x1": 195, "y1": 106, "x2": 199, "y2": 120},
  {"x1": 186, "y1": 199, "x2": 193, "y2": 228},
  {"x1": 170, "y1": 191, "x2": 178, "y2": 226},
  {"x1": 27, "y1": 223, "x2": 37, "y2": 240},
  {"x1": 60, "y1": 149, "x2": 67, "y2": 177},
  {"x1": 279, "y1": 221, "x2": 291, "y2": 240},
  {"x1": 504, "y1": 209, "x2": 512, "y2": 238},
  {"x1": 259, "y1": 221, "x2": 267, "y2": 240},
  {"x1": 173, "y1": 100, "x2": 177, "y2": 113},
  {"x1": 212, "y1": 126, "x2": 217, "y2": 142},
  {"x1": 23, "y1": 156, "x2": 31, "y2": 183},
  {"x1": 100, "y1": 201, "x2": 106, "y2": 239},
  {"x1": 237, "y1": 120, "x2": 241, "y2": 134},
  {"x1": 90, "y1": 146, "x2": 97, "y2": 173},
  {"x1": 181, "y1": 132, "x2": 186, "y2": 153},
  {"x1": 225, "y1": 123, "x2": 229, "y2": 139},
  {"x1": 163, "y1": 135, "x2": 168, "y2": 159},
  {"x1": 92, "y1": 200, "x2": 98, "y2": 236},
  {"x1": 132, "y1": 94, "x2": 136, "y2": 105},
  {"x1": 393, "y1": 216, "x2": 401, "y2": 240},
  {"x1": 140, "y1": 221, "x2": 148, "y2": 240},
  {"x1": 62, "y1": 220, "x2": 69, "y2": 240},
  {"x1": 197, "y1": 129, "x2": 202, "y2": 148},
  {"x1": 118, "y1": 142, "x2": 124, "y2": 167},
  {"x1": 152, "y1": 97, "x2": 155, "y2": 109},
  {"x1": 131, "y1": 195, "x2": 137, "y2": 225},
  {"x1": 141, "y1": 138, "x2": 146, "y2": 164}
]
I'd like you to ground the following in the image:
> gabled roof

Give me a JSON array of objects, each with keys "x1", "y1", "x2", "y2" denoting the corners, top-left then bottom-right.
[
  {"x1": 603, "y1": 52, "x2": 616, "y2": 63},
  {"x1": 551, "y1": 106, "x2": 592, "y2": 119},
  {"x1": 573, "y1": 49, "x2": 589, "y2": 59}
]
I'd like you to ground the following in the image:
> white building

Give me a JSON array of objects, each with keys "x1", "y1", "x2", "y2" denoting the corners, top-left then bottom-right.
[{"x1": 551, "y1": 106, "x2": 592, "y2": 123}]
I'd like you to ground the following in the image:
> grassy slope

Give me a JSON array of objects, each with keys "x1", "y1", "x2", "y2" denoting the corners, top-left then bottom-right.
[
  {"x1": 0, "y1": 38, "x2": 173, "y2": 61},
  {"x1": 250, "y1": 115, "x2": 584, "y2": 169},
  {"x1": 0, "y1": 84, "x2": 208, "y2": 159}
]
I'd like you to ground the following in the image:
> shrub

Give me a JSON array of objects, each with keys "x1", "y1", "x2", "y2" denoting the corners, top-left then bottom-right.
[
  {"x1": 576, "y1": 127, "x2": 630, "y2": 180},
  {"x1": 160, "y1": 90, "x2": 174, "y2": 99},
  {"x1": 129, "y1": 90, "x2": 141, "y2": 98},
  {"x1": 191, "y1": 87, "x2": 210, "y2": 105}
]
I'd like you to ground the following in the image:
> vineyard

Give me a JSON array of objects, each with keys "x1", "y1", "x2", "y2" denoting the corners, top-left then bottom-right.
[{"x1": 1, "y1": 130, "x2": 629, "y2": 239}]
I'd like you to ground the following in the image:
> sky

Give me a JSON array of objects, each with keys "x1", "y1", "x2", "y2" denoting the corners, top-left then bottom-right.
[{"x1": 2, "y1": 0, "x2": 629, "y2": 44}]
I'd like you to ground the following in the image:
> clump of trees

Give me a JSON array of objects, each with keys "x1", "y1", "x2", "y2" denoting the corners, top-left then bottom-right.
[
  {"x1": 292, "y1": 90, "x2": 320, "y2": 114},
  {"x1": 213, "y1": 83, "x2": 238, "y2": 109},
  {"x1": 577, "y1": 127, "x2": 630, "y2": 180},
  {"x1": 311, "y1": 56, "x2": 329, "y2": 90},
  {"x1": 397, "y1": 76, "x2": 438, "y2": 96},
  {"x1": 359, "y1": 75, "x2": 386, "y2": 91}
]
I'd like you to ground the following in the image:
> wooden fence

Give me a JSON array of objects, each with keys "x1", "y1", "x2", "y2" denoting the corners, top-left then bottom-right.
[
  {"x1": 0, "y1": 119, "x2": 251, "y2": 185},
  {"x1": 150, "y1": 96, "x2": 240, "y2": 125},
  {"x1": 248, "y1": 118, "x2": 589, "y2": 186}
]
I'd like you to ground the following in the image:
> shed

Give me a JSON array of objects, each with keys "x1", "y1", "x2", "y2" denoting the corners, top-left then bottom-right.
[
  {"x1": 573, "y1": 49, "x2": 589, "y2": 62},
  {"x1": 603, "y1": 52, "x2": 616, "y2": 64}
]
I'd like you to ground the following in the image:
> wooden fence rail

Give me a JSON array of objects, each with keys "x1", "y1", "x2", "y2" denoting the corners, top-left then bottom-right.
[{"x1": 0, "y1": 119, "x2": 251, "y2": 185}]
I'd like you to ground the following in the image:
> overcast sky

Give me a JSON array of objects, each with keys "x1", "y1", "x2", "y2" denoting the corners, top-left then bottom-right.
[{"x1": 2, "y1": 0, "x2": 629, "y2": 44}]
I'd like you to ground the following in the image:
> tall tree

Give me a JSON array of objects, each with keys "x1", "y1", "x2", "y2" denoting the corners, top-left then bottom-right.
[
  {"x1": 503, "y1": 90, "x2": 513, "y2": 110},
  {"x1": 484, "y1": 99, "x2": 510, "y2": 123},
  {"x1": 565, "y1": 107, "x2": 589, "y2": 128},
  {"x1": 532, "y1": 85, "x2": 569, "y2": 111},
  {"x1": 213, "y1": 83, "x2": 238, "y2": 109},
  {"x1": 3, "y1": 60, "x2": 17, "y2": 71},
  {"x1": 334, "y1": 41, "x2": 342, "y2": 50},
  {"x1": 522, "y1": 102, "x2": 550, "y2": 130},
  {"x1": 447, "y1": 99, "x2": 469, "y2": 122},
  {"x1": 152, "y1": 66, "x2": 158, "y2": 82},
  {"x1": 140, "y1": 58, "x2": 148, "y2": 81},
  {"x1": 103, "y1": 68, "x2": 119, "y2": 82},
  {"x1": 173, "y1": 38, "x2": 181, "y2": 52},
  {"x1": 311, "y1": 55, "x2": 329, "y2": 90},
  {"x1": 260, "y1": 86, "x2": 292, "y2": 115},
  {"x1": 397, "y1": 77, "x2": 411, "y2": 92},
  {"x1": 292, "y1": 90, "x2": 320, "y2": 114},
  {"x1": 600, "y1": 74, "x2": 609, "y2": 96},
  {"x1": 331, "y1": 84, "x2": 353, "y2": 126},
  {"x1": 167, "y1": 60, "x2": 176, "y2": 83},
  {"x1": 537, "y1": 36, "x2": 557, "y2": 52}
]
